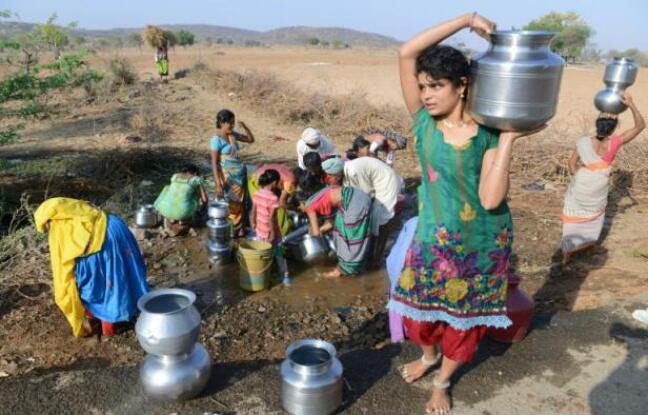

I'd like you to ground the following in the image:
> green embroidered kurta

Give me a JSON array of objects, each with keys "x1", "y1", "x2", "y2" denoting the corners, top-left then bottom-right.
[{"x1": 388, "y1": 107, "x2": 513, "y2": 330}]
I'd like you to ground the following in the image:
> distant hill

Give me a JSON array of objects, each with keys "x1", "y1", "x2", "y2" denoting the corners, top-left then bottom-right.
[{"x1": 0, "y1": 22, "x2": 400, "y2": 48}]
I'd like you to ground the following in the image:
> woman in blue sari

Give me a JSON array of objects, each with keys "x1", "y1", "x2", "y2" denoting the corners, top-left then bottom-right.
[{"x1": 210, "y1": 109, "x2": 255, "y2": 236}]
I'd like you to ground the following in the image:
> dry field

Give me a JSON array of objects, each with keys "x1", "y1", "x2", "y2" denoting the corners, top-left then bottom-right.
[{"x1": 1, "y1": 45, "x2": 647, "y2": 379}]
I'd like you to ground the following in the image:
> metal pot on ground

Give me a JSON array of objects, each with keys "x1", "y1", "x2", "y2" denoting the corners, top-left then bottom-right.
[
  {"x1": 281, "y1": 339, "x2": 343, "y2": 415},
  {"x1": 207, "y1": 200, "x2": 229, "y2": 220},
  {"x1": 135, "y1": 204, "x2": 159, "y2": 228}
]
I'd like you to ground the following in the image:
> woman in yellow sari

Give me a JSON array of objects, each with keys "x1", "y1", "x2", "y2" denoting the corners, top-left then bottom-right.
[{"x1": 35, "y1": 198, "x2": 149, "y2": 337}]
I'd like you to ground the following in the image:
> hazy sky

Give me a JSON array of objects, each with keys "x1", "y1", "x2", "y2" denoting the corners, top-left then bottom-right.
[{"x1": 4, "y1": 0, "x2": 647, "y2": 51}]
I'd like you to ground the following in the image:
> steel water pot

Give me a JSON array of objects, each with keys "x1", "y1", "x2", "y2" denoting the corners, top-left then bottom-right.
[
  {"x1": 207, "y1": 240, "x2": 232, "y2": 264},
  {"x1": 135, "y1": 289, "x2": 201, "y2": 356},
  {"x1": 207, "y1": 218, "x2": 231, "y2": 240},
  {"x1": 207, "y1": 200, "x2": 229, "y2": 220},
  {"x1": 296, "y1": 234, "x2": 329, "y2": 264},
  {"x1": 280, "y1": 339, "x2": 343, "y2": 415},
  {"x1": 135, "y1": 204, "x2": 159, "y2": 228},
  {"x1": 140, "y1": 343, "x2": 212, "y2": 401},
  {"x1": 594, "y1": 58, "x2": 638, "y2": 114},
  {"x1": 468, "y1": 30, "x2": 565, "y2": 131}
]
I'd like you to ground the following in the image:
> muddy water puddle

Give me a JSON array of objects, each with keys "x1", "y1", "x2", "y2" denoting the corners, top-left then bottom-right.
[{"x1": 156, "y1": 229, "x2": 389, "y2": 312}]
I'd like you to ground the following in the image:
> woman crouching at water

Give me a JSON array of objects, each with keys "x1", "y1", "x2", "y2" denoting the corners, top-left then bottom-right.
[
  {"x1": 388, "y1": 13, "x2": 544, "y2": 413},
  {"x1": 35, "y1": 198, "x2": 149, "y2": 337},
  {"x1": 301, "y1": 158, "x2": 373, "y2": 278}
]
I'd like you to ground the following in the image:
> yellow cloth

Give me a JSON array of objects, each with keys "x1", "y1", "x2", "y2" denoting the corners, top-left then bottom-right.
[{"x1": 34, "y1": 198, "x2": 107, "y2": 337}]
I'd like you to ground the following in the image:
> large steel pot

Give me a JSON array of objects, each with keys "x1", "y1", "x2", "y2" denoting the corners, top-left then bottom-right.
[
  {"x1": 468, "y1": 30, "x2": 565, "y2": 131},
  {"x1": 207, "y1": 218, "x2": 231, "y2": 240},
  {"x1": 135, "y1": 289, "x2": 201, "y2": 356},
  {"x1": 281, "y1": 339, "x2": 343, "y2": 415},
  {"x1": 140, "y1": 343, "x2": 212, "y2": 401},
  {"x1": 207, "y1": 200, "x2": 229, "y2": 220},
  {"x1": 594, "y1": 58, "x2": 638, "y2": 114},
  {"x1": 135, "y1": 204, "x2": 159, "y2": 228}
]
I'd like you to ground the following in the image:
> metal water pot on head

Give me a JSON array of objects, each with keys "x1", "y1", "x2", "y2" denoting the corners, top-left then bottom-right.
[
  {"x1": 281, "y1": 339, "x2": 343, "y2": 415},
  {"x1": 594, "y1": 58, "x2": 638, "y2": 114},
  {"x1": 135, "y1": 204, "x2": 159, "y2": 228},
  {"x1": 468, "y1": 30, "x2": 565, "y2": 131}
]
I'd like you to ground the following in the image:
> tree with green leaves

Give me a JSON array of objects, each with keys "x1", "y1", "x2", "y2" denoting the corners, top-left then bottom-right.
[
  {"x1": 306, "y1": 37, "x2": 320, "y2": 46},
  {"x1": 176, "y1": 30, "x2": 195, "y2": 47},
  {"x1": 0, "y1": 11, "x2": 103, "y2": 145},
  {"x1": 523, "y1": 11, "x2": 594, "y2": 60}
]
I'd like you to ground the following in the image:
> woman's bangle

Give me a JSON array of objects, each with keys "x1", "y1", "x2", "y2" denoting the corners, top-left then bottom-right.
[{"x1": 469, "y1": 12, "x2": 477, "y2": 32}]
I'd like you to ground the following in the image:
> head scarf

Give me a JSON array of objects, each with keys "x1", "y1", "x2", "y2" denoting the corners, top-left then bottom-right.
[
  {"x1": 322, "y1": 157, "x2": 344, "y2": 175},
  {"x1": 301, "y1": 127, "x2": 324, "y2": 146}
]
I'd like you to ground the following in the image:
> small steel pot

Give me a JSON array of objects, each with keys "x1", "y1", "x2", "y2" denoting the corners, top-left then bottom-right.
[
  {"x1": 135, "y1": 204, "x2": 159, "y2": 228},
  {"x1": 207, "y1": 240, "x2": 232, "y2": 264},
  {"x1": 207, "y1": 200, "x2": 229, "y2": 220},
  {"x1": 207, "y1": 218, "x2": 231, "y2": 241},
  {"x1": 281, "y1": 339, "x2": 343, "y2": 415},
  {"x1": 297, "y1": 234, "x2": 329, "y2": 264}
]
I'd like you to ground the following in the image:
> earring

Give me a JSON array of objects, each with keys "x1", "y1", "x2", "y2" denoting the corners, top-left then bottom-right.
[{"x1": 460, "y1": 91, "x2": 466, "y2": 99}]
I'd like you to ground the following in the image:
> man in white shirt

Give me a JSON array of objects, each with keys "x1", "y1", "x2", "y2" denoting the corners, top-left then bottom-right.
[
  {"x1": 344, "y1": 156, "x2": 403, "y2": 262},
  {"x1": 296, "y1": 127, "x2": 339, "y2": 170}
]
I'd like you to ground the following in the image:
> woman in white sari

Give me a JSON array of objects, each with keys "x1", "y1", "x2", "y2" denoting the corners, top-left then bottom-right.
[{"x1": 561, "y1": 91, "x2": 645, "y2": 264}]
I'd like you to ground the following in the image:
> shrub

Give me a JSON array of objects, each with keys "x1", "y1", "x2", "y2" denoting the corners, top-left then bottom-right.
[{"x1": 109, "y1": 57, "x2": 138, "y2": 87}]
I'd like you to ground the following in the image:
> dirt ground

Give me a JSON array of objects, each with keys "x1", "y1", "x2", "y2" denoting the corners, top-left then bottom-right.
[{"x1": 1, "y1": 46, "x2": 647, "y2": 414}]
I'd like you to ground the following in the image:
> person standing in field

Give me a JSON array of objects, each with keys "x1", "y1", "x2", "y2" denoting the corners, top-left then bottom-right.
[
  {"x1": 156, "y1": 44, "x2": 169, "y2": 82},
  {"x1": 388, "y1": 12, "x2": 544, "y2": 414},
  {"x1": 560, "y1": 92, "x2": 645, "y2": 264}
]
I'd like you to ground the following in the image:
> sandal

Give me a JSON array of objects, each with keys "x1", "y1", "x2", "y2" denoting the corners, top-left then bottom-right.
[{"x1": 399, "y1": 354, "x2": 441, "y2": 383}]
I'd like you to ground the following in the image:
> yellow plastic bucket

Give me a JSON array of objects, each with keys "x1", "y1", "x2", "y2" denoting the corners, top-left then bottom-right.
[{"x1": 237, "y1": 239, "x2": 274, "y2": 291}]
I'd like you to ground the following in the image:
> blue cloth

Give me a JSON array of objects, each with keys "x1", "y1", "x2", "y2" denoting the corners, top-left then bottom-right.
[
  {"x1": 386, "y1": 216, "x2": 418, "y2": 343},
  {"x1": 74, "y1": 215, "x2": 149, "y2": 323}
]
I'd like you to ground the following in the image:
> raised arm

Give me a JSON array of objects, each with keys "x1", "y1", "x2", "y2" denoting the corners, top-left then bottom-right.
[
  {"x1": 619, "y1": 92, "x2": 646, "y2": 145},
  {"x1": 235, "y1": 121, "x2": 255, "y2": 143},
  {"x1": 478, "y1": 126, "x2": 546, "y2": 210},
  {"x1": 568, "y1": 150, "x2": 580, "y2": 175},
  {"x1": 399, "y1": 13, "x2": 494, "y2": 115}
]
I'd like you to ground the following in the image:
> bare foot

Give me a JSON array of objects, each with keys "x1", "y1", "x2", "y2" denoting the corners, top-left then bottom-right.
[
  {"x1": 399, "y1": 354, "x2": 439, "y2": 384},
  {"x1": 322, "y1": 268, "x2": 342, "y2": 279},
  {"x1": 426, "y1": 386, "x2": 452, "y2": 414}
]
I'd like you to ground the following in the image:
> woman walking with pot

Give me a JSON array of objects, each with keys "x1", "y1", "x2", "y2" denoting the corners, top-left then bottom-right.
[
  {"x1": 560, "y1": 92, "x2": 645, "y2": 264},
  {"x1": 388, "y1": 13, "x2": 544, "y2": 413},
  {"x1": 211, "y1": 109, "x2": 255, "y2": 237}
]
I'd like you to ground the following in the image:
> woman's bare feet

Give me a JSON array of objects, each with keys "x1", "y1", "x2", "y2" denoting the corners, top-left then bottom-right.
[
  {"x1": 322, "y1": 267, "x2": 342, "y2": 279},
  {"x1": 426, "y1": 384, "x2": 452, "y2": 414},
  {"x1": 399, "y1": 353, "x2": 440, "y2": 383}
]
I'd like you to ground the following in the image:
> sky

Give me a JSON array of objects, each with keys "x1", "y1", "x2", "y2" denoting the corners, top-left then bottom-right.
[{"x1": 3, "y1": 0, "x2": 647, "y2": 52}]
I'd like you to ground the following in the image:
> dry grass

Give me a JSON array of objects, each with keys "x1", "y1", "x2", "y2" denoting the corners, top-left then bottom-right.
[
  {"x1": 128, "y1": 93, "x2": 171, "y2": 141},
  {"x1": 194, "y1": 67, "x2": 411, "y2": 141},
  {"x1": 108, "y1": 56, "x2": 138, "y2": 87}
]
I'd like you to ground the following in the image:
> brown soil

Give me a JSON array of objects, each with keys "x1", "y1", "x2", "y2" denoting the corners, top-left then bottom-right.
[{"x1": 1, "y1": 46, "x2": 647, "y2": 379}]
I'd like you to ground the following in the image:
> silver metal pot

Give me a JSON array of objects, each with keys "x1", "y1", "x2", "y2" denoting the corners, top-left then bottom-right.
[
  {"x1": 207, "y1": 218, "x2": 231, "y2": 241},
  {"x1": 281, "y1": 339, "x2": 343, "y2": 415},
  {"x1": 135, "y1": 204, "x2": 159, "y2": 228},
  {"x1": 296, "y1": 234, "x2": 329, "y2": 264},
  {"x1": 207, "y1": 240, "x2": 232, "y2": 264},
  {"x1": 207, "y1": 200, "x2": 229, "y2": 220},
  {"x1": 140, "y1": 343, "x2": 212, "y2": 401},
  {"x1": 468, "y1": 30, "x2": 565, "y2": 131},
  {"x1": 135, "y1": 289, "x2": 201, "y2": 356},
  {"x1": 594, "y1": 58, "x2": 638, "y2": 114},
  {"x1": 323, "y1": 233, "x2": 336, "y2": 258}
]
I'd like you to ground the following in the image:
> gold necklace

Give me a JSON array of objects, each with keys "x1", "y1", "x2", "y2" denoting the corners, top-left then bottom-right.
[{"x1": 442, "y1": 119, "x2": 466, "y2": 129}]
